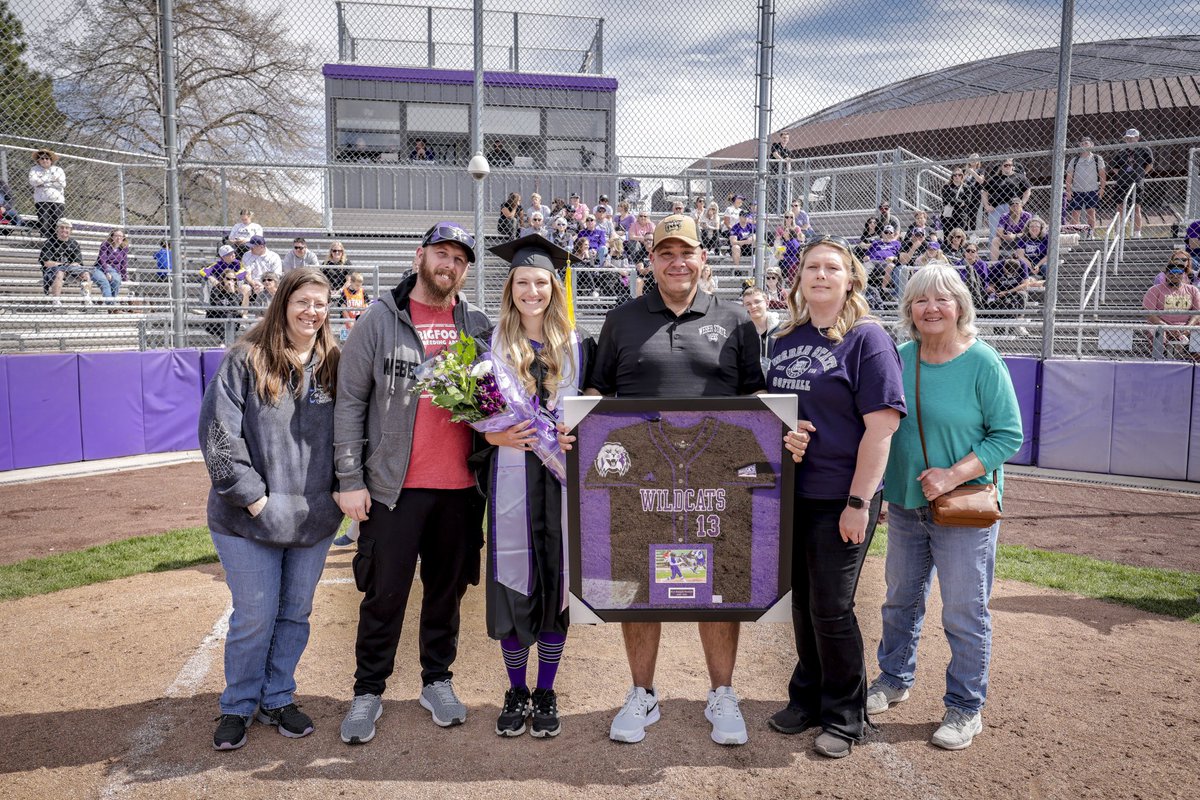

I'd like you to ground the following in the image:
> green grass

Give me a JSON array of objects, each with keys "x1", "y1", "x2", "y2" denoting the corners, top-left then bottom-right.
[
  {"x1": 870, "y1": 526, "x2": 1200, "y2": 624},
  {"x1": 0, "y1": 526, "x2": 218, "y2": 601}
]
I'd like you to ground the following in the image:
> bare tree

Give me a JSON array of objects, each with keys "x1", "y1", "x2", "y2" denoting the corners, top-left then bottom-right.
[{"x1": 42, "y1": 0, "x2": 322, "y2": 223}]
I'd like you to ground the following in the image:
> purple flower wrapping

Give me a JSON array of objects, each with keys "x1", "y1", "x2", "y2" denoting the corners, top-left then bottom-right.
[{"x1": 471, "y1": 354, "x2": 567, "y2": 484}]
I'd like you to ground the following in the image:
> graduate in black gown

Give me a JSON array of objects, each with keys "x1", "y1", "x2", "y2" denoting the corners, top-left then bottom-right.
[{"x1": 482, "y1": 235, "x2": 592, "y2": 738}]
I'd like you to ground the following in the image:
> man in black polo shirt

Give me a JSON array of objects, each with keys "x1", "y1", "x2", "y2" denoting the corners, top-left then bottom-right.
[
  {"x1": 584, "y1": 214, "x2": 765, "y2": 747},
  {"x1": 39, "y1": 219, "x2": 87, "y2": 308}
]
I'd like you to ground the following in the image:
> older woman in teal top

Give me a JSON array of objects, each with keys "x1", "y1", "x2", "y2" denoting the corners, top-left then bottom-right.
[{"x1": 867, "y1": 264, "x2": 1022, "y2": 752}]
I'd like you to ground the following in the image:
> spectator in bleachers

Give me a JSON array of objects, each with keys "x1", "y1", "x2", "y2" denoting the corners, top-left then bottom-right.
[
  {"x1": 616, "y1": 200, "x2": 635, "y2": 233},
  {"x1": 699, "y1": 263, "x2": 718, "y2": 295},
  {"x1": 854, "y1": 216, "x2": 880, "y2": 260},
  {"x1": 770, "y1": 132, "x2": 793, "y2": 213},
  {"x1": 205, "y1": 267, "x2": 247, "y2": 339},
  {"x1": 321, "y1": 240, "x2": 351, "y2": 292},
  {"x1": 959, "y1": 155, "x2": 987, "y2": 230},
  {"x1": 550, "y1": 217, "x2": 573, "y2": 252},
  {"x1": 692, "y1": 196, "x2": 707, "y2": 222},
  {"x1": 942, "y1": 228, "x2": 969, "y2": 263},
  {"x1": 1185, "y1": 220, "x2": 1200, "y2": 272},
  {"x1": 1015, "y1": 217, "x2": 1049, "y2": 277},
  {"x1": 986, "y1": 257, "x2": 1041, "y2": 315},
  {"x1": 520, "y1": 211, "x2": 549, "y2": 239},
  {"x1": 283, "y1": 238, "x2": 319, "y2": 272},
  {"x1": 764, "y1": 265, "x2": 787, "y2": 310},
  {"x1": 609, "y1": 230, "x2": 633, "y2": 301},
  {"x1": 242, "y1": 235, "x2": 284, "y2": 294},
  {"x1": 789, "y1": 200, "x2": 812, "y2": 236},
  {"x1": 728, "y1": 209, "x2": 756, "y2": 267},
  {"x1": 670, "y1": 200, "x2": 685, "y2": 217},
  {"x1": 741, "y1": 284, "x2": 780, "y2": 373},
  {"x1": 498, "y1": 192, "x2": 522, "y2": 241},
  {"x1": 1143, "y1": 260, "x2": 1200, "y2": 355},
  {"x1": 595, "y1": 206, "x2": 616, "y2": 242},
  {"x1": 1152, "y1": 250, "x2": 1196, "y2": 286},
  {"x1": 153, "y1": 239, "x2": 172, "y2": 281},
  {"x1": 940, "y1": 168, "x2": 973, "y2": 233},
  {"x1": 226, "y1": 209, "x2": 262, "y2": 258},
  {"x1": 568, "y1": 192, "x2": 589, "y2": 227},
  {"x1": 875, "y1": 201, "x2": 900, "y2": 233},
  {"x1": 251, "y1": 272, "x2": 280, "y2": 309},
  {"x1": 337, "y1": 271, "x2": 371, "y2": 339},
  {"x1": 596, "y1": 194, "x2": 614, "y2": 216},
  {"x1": 864, "y1": 224, "x2": 903, "y2": 305},
  {"x1": 1064, "y1": 137, "x2": 1106, "y2": 236},
  {"x1": 29, "y1": 149, "x2": 66, "y2": 240},
  {"x1": 917, "y1": 240, "x2": 949, "y2": 266},
  {"x1": 899, "y1": 219, "x2": 931, "y2": 266},
  {"x1": 1112, "y1": 129, "x2": 1153, "y2": 238},
  {"x1": 39, "y1": 219, "x2": 87, "y2": 308},
  {"x1": 409, "y1": 138, "x2": 435, "y2": 161},
  {"x1": 699, "y1": 202, "x2": 722, "y2": 253},
  {"x1": 776, "y1": 227, "x2": 804, "y2": 283},
  {"x1": 201, "y1": 245, "x2": 251, "y2": 304},
  {"x1": 91, "y1": 227, "x2": 129, "y2": 306},
  {"x1": 528, "y1": 192, "x2": 550, "y2": 222},
  {"x1": 989, "y1": 198, "x2": 1031, "y2": 261},
  {"x1": 489, "y1": 139, "x2": 514, "y2": 167},
  {"x1": 724, "y1": 194, "x2": 745, "y2": 232},
  {"x1": 982, "y1": 158, "x2": 1031, "y2": 240},
  {"x1": 628, "y1": 209, "x2": 657, "y2": 262},
  {"x1": 957, "y1": 243, "x2": 991, "y2": 309},
  {"x1": 577, "y1": 213, "x2": 608, "y2": 270},
  {"x1": 0, "y1": 179, "x2": 22, "y2": 231},
  {"x1": 774, "y1": 212, "x2": 799, "y2": 246}
]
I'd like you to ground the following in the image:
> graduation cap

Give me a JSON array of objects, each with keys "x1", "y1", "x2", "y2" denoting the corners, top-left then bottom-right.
[{"x1": 489, "y1": 233, "x2": 573, "y2": 273}]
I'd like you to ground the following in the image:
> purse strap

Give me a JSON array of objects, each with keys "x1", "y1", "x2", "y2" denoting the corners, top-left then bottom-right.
[{"x1": 913, "y1": 347, "x2": 998, "y2": 485}]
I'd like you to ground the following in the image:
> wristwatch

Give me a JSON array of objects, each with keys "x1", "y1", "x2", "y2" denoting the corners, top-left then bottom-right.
[{"x1": 846, "y1": 495, "x2": 866, "y2": 510}]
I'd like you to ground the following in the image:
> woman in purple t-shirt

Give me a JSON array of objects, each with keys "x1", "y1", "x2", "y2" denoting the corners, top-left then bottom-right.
[
  {"x1": 988, "y1": 199, "x2": 1031, "y2": 261},
  {"x1": 763, "y1": 239, "x2": 906, "y2": 759},
  {"x1": 1013, "y1": 217, "x2": 1049, "y2": 277}
]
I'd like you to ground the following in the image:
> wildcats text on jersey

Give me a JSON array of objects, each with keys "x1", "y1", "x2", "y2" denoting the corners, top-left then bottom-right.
[{"x1": 640, "y1": 488, "x2": 727, "y2": 513}]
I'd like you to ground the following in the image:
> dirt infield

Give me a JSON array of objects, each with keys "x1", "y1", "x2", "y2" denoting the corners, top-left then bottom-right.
[{"x1": 0, "y1": 462, "x2": 1198, "y2": 798}]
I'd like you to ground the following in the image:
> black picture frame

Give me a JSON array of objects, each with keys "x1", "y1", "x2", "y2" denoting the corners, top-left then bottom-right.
[{"x1": 564, "y1": 395, "x2": 796, "y2": 623}]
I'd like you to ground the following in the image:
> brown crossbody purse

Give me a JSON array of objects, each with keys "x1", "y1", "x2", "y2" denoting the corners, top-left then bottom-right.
[{"x1": 914, "y1": 354, "x2": 1003, "y2": 527}]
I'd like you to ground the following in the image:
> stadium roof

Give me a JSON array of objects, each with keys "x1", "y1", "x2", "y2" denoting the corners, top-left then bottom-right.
[{"x1": 707, "y1": 36, "x2": 1200, "y2": 162}]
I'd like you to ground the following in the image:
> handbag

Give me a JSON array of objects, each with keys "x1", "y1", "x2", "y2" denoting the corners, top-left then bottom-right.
[{"x1": 914, "y1": 354, "x2": 1003, "y2": 527}]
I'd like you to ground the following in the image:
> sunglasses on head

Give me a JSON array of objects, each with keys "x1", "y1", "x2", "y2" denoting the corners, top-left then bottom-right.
[
  {"x1": 421, "y1": 222, "x2": 475, "y2": 253},
  {"x1": 801, "y1": 234, "x2": 853, "y2": 253}
]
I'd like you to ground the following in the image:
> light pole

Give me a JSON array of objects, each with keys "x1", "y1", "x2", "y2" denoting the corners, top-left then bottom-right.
[{"x1": 468, "y1": 152, "x2": 490, "y2": 308}]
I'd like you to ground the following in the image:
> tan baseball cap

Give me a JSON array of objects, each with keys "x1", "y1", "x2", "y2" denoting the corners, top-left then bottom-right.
[{"x1": 652, "y1": 214, "x2": 701, "y2": 250}]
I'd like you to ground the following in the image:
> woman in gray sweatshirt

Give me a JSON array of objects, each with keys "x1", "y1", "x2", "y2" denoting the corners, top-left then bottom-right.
[{"x1": 199, "y1": 268, "x2": 344, "y2": 751}]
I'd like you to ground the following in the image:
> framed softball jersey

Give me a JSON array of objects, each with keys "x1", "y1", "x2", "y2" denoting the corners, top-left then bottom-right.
[{"x1": 564, "y1": 395, "x2": 796, "y2": 622}]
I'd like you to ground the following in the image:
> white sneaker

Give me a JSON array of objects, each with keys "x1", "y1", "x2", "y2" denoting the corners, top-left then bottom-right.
[
  {"x1": 51, "y1": 297, "x2": 62, "y2": 308},
  {"x1": 609, "y1": 685, "x2": 659, "y2": 743},
  {"x1": 931, "y1": 707, "x2": 982, "y2": 750},
  {"x1": 82, "y1": 291, "x2": 94, "y2": 307},
  {"x1": 1133, "y1": 230, "x2": 1143, "y2": 239},
  {"x1": 705, "y1": 686, "x2": 748, "y2": 746}
]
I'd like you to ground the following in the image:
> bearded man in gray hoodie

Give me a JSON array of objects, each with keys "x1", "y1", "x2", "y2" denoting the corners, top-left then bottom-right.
[{"x1": 334, "y1": 222, "x2": 491, "y2": 745}]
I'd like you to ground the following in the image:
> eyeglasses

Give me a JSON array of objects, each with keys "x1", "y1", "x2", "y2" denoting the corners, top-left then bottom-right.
[
  {"x1": 1002, "y1": 163, "x2": 1014, "y2": 168},
  {"x1": 952, "y1": 173, "x2": 964, "y2": 177},
  {"x1": 965, "y1": 248, "x2": 978, "y2": 253},
  {"x1": 293, "y1": 245, "x2": 306, "y2": 250},
  {"x1": 330, "y1": 248, "x2": 343, "y2": 253},
  {"x1": 263, "y1": 277, "x2": 278, "y2": 283},
  {"x1": 290, "y1": 299, "x2": 329, "y2": 313}
]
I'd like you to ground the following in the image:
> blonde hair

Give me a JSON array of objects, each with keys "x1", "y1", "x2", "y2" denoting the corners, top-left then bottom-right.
[
  {"x1": 327, "y1": 240, "x2": 348, "y2": 264},
  {"x1": 775, "y1": 241, "x2": 875, "y2": 345},
  {"x1": 897, "y1": 264, "x2": 979, "y2": 342},
  {"x1": 497, "y1": 269, "x2": 576, "y2": 402},
  {"x1": 238, "y1": 269, "x2": 339, "y2": 405}
]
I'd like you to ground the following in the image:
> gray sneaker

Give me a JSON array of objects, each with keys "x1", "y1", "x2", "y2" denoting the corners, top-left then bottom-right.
[
  {"x1": 340, "y1": 693, "x2": 383, "y2": 745},
  {"x1": 705, "y1": 686, "x2": 748, "y2": 746},
  {"x1": 931, "y1": 707, "x2": 982, "y2": 750},
  {"x1": 865, "y1": 678, "x2": 910, "y2": 715},
  {"x1": 420, "y1": 679, "x2": 466, "y2": 727},
  {"x1": 609, "y1": 685, "x2": 660, "y2": 743}
]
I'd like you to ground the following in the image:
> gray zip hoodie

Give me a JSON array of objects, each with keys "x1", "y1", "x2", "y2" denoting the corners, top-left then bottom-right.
[
  {"x1": 334, "y1": 273, "x2": 491, "y2": 507},
  {"x1": 199, "y1": 346, "x2": 344, "y2": 547}
]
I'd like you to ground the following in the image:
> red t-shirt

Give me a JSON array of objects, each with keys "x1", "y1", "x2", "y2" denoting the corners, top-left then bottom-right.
[{"x1": 403, "y1": 299, "x2": 475, "y2": 490}]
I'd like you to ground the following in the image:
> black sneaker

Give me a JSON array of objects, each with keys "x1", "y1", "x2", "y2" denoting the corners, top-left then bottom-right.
[
  {"x1": 256, "y1": 703, "x2": 314, "y2": 738},
  {"x1": 495, "y1": 686, "x2": 531, "y2": 737},
  {"x1": 530, "y1": 688, "x2": 561, "y2": 738},
  {"x1": 213, "y1": 713, "x2": 251, "y2": 750},
  {"x1": 767, "y1": 704, "x2": 818, "y2": 735}
]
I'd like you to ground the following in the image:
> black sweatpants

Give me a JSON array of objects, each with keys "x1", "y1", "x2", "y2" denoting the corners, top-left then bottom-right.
[
  {"x1": 352, "y1": 488, "x2": 484, "y2": 696},
  {"x1": 786, "y1": 491, "x2": 882, "y2": 741}
]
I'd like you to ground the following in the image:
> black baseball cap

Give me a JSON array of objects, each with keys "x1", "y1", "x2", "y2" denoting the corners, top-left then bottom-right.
[{"x1": 420, "y1": 222, "x2": 476, "y2": 262}]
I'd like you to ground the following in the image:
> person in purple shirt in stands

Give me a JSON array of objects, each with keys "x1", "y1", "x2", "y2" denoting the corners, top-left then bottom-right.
[
  {"x1": 864, "y1": 225, "x2": 902, "y2": 305},
  {"x1": 91, "y1": 227, "x2": 129, "y2": 306},
  {"x1": 1014, "y1": 217, "x2": 1049, "y2": 277},
  {"x1": 1184, "y1": 219, "x2": 1200, "y2": 272},
  {"x1": 988, "y1": 198, "x2": 1031, "y2": 261},
  {"x1": 764, "y1": 236, "x2": 905, "y2": 759},
  {"x1": 729, "y1": 210, "x2": 757, "y2": 267},
  {"x1": 576, "y1": 213, "x2": 608, "y2": 265}
]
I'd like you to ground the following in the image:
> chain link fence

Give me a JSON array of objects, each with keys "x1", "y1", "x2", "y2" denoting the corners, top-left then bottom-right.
[{"x1": 0, "y1": 0, "x2": 1198, "y2": 357}]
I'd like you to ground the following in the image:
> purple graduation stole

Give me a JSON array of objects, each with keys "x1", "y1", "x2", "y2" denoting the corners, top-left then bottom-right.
[{"x1": 490, "y1": 329, "x2": 580, "y2": 611}]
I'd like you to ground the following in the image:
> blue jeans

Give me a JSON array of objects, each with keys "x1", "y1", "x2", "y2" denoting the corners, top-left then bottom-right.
[
  {"x1": 211, "y1": 531, "x2": 332, "y2": 715},
  {"x1": 876, "y1": 505, "x2": 999, "y2": 714},
  {"x1": 987, "y1": 203, "x2": 1009, "y2": 241},
  {"x1": 90, "y1": 267, "x2": 121, "y2": 301}
]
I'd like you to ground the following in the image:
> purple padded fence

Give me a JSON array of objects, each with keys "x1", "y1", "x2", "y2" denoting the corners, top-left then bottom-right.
[
  {"x1": 78, "y1": 352, "x2": 146, "y2": 460},
  {"x1": 1109, "y1": 362, "x2": 1194, "y2": 480},
  {"x1": 1037, "y1": 360, "x2": 1115, "y2": 474},
  {"x1": 141, "y1": 349, "x2": 202, "y2": 453},
  {"x1": 201, "y1": 348, "x2": 227, "y2": 389},
  {"x1": 1002, "y1": 357, "x2": 1040, "y2": 466},
  {"x1": 0, "y1": 357, "x2": 12, "y2": 472},
  {"x1": 6, "y1": 353, "x2": 83, "y2": 469},
  {"x1": 1190, "y1": 368, "x2": 1200, "y2": 482}
]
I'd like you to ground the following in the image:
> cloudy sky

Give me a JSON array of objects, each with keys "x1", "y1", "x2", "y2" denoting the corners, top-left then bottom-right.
[{"x1": 10, "y1": 0, "x2": 1196, "y2": 161}]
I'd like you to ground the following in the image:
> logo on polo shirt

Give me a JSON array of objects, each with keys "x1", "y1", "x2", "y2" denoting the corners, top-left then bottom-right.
[{"x1": 698, "y1": 324, "x2": 729, "y2": 342}]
